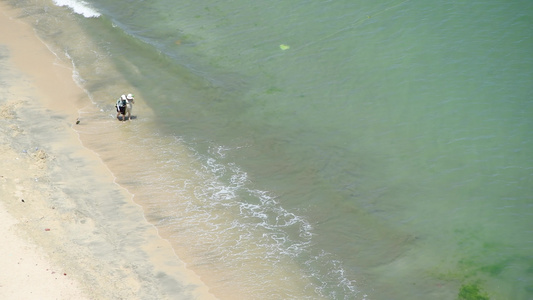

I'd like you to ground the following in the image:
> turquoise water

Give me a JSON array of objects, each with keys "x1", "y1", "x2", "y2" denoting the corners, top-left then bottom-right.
[{"x1": 12, "y1": 0, "x2": 533, "y2": 298}]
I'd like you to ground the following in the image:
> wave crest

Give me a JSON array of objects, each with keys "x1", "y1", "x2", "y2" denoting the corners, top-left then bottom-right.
[{"x1": 52, "y1": 0, "x2": 100, "y2": 18}]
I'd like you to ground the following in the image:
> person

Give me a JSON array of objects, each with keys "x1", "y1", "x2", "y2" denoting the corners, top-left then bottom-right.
[
  {"x1": 116, "y1": 94, "x2": 127, "y2": 119},
  {"x1": 126, "y1": 93, "x2": 135, "y2": 104}
]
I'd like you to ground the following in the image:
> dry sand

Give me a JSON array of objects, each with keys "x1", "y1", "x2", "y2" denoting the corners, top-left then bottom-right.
[{"x1": 0, "y1": 2, "x2": 215, "y2": 299}]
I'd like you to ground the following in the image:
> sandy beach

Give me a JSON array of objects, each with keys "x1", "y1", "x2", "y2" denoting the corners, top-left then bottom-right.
[{"x1": 0, "y1": 2, "x2": 214, "y2": 299}]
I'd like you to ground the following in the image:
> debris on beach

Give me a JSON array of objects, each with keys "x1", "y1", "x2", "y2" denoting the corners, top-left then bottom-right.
[{"x1": 33, "y1": 149, "x2": 47, "y2": 160}]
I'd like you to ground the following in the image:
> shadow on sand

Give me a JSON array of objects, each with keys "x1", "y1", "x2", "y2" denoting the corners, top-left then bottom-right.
[{"x1": 117, "y1": 115, "x2": 137, "y2": 121}]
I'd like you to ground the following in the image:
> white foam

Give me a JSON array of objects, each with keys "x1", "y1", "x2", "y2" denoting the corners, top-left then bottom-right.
[{"x1": 52, "y1": 0, "x2": 101, "y2": 18}]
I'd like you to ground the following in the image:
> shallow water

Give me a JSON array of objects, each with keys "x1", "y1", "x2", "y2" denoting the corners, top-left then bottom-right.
[{"x1": 8, "y1": 0, "x2": 533, "y2": 298}]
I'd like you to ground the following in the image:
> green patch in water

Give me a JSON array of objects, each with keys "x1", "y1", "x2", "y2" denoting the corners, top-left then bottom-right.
[
  {"x1": 479, "y1": 261, "x2": 507, "y2": 276},
  {"x1": 265, "y1": 87, "x2": 283, "y2": 94},
  {"x1": 458, "y1": 283, "x2": 490, "y2": 300}
]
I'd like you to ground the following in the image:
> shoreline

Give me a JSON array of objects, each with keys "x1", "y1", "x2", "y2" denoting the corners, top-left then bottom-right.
[{"x1": 0, "y1": 2, "x2": 215, "y2": 299}]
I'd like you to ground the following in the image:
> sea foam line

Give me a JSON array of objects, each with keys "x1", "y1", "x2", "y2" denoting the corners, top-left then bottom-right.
[{"x1": 52, "y1": 0, "x2": 100, "y2": 18}]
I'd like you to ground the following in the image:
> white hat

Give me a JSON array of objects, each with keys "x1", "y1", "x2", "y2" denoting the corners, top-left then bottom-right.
[
  {"x1": 126, "y1": 93, "x2": 134, "y2": 100},
  {"x1": 121, "y1": 94, "x2": 127, "y2": 100}
]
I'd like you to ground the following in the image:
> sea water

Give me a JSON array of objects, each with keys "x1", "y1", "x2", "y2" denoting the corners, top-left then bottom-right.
[{"x1": 9, "y1": 0, "x2": 533, "y2": 298}]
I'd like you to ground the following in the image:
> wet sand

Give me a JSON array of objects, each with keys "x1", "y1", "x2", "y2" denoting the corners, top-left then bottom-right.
[{"x1": 0, "y1": 2, "x2": 215, "y2": 299}]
